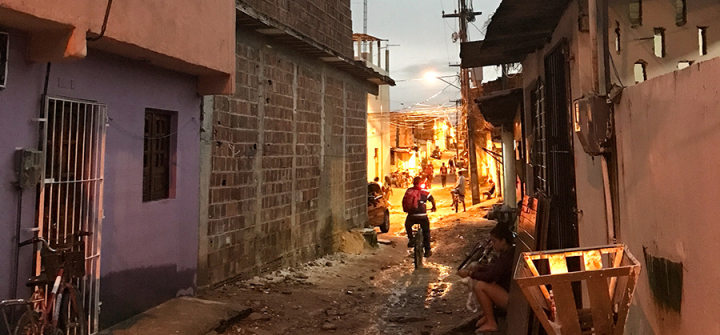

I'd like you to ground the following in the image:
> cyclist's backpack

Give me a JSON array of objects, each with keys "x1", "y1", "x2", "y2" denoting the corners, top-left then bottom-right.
[{"x1": 402, "y1": 188, "x2": 427, "y2": 213}]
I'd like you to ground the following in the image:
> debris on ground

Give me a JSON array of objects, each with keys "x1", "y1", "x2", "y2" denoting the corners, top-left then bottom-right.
[{"x1": 201, "y1": 179, "x2": 500, "y2": 335}]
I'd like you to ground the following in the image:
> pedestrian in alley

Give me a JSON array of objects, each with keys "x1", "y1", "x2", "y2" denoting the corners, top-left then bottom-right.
[
  {"x1": 424, "y1": 163, "x2": 434, "y2": 189},
  {"x1": 384, "y1": 175, "x2": 393, "y2": 196},
  {"x1": 457, "y1": 222, "x2": 515, "y2": 333},
  {"x1": 448, "y1": 158, "x2": 455, "y2": 174},
  {"x1": 452, "y1": 169, "x2": 467, "y2": 212},
  {"x1": 402, "y1": 176, "x2": 437, "y2": 257},
  {"x1": 439, "y1": 163, "x2": 448, "y2": 187}
]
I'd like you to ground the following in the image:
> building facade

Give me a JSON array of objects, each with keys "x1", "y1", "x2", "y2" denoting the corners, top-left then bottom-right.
[
  {"x1": 197, "y1": 1, "x2": 393, "y2": 287},
  {"x1": 0, "y1": 0, "x2": 234, "y2": 330},
  {"x1": 354, "y1": 34, "x2": 392, "y2": 183},
  {"x1": 463, "y1": 0, "x2": 720, "y2": 333}
]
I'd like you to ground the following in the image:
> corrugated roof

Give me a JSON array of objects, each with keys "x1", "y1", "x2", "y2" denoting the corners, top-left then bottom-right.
[
  {"x1": 460, "y1": 0, "x2": 571, "y2": 68},
  {"x1": 475, "y1": 88, "x2": 523, "y2": 127},
  {"x1": 236, "y1": 3, "x2": 395, "y2": 87}
]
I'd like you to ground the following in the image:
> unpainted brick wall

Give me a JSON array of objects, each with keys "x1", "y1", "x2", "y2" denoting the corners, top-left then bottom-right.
[
  {"x1": 202, "y1": 33, "x2": 370, "y2": 285},
  {"x1": 237, "y1": 0, "x2": 354, "y2": 58}
]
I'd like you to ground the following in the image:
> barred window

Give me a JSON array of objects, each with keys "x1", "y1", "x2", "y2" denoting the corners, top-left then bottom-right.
[{"x1": 143, "y1": 109, "x2": 175, "y2": 202}]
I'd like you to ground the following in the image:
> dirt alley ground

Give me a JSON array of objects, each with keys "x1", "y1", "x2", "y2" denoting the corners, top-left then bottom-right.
[{"x1": 201, "y1": 174, "x2": 501, "y2": 335}]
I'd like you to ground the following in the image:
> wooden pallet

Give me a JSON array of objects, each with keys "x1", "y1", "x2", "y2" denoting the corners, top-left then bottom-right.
[{"x1": 514, "y1": 244, "x2": 641, "y2": 335}]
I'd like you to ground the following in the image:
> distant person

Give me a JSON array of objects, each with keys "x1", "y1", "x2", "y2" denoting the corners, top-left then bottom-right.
[
  {"x1": 384, "y1": 175, "x2": 393, "y2": 196},
  {"x1": 483, "y1": 178, "x2": 496, "y2": 200},
  {"x1": 452, "y1": 169, "x2": 467, "y2": 212},
  {"x1": 424, "y1": 164, "x2": 434, "y2": 189},
  {"x1": 457, "y1": 223, "x2": 515, "y2": 333},
  {"x1": 368, "y1": 177, "x2": 382, "y2": 196},
  {"x1": 448, "y1": 158, "x2": 455, "y2": 174},
  {"x1": 402, "y1": 177, "x2": 437, "y2": 257},
  {"x1": 439, "y1": 163, "x2": 448, "y2": 187}
]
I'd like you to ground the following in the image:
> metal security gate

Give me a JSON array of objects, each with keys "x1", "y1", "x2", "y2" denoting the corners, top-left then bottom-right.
[
  {"x1": 543, "y1": 42, "x2": 579, "y2": 252},
  {"x1": 37, "y1": 97, "x2": 107, "y2": 334}
]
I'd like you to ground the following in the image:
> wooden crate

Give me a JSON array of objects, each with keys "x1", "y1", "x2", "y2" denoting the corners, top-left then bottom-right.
[{"x1": 514, "y1": 244, "x2": 641, "y2": 335}]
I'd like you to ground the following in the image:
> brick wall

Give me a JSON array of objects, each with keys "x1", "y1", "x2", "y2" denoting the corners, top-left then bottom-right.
[
  {"x1": 199, "y1": 29, "x2": 370, "y2": 286},
  {"x1": 344, "y1": 84, "x2": 367, "y2": 227},
  {"x1": 237, "y1": 0, "x2": 354, "y2": 58}
]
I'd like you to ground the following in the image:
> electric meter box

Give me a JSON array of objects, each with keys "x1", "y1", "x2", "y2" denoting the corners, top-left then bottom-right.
[
  {"x1": 15, "y1": 148, "x2": 43, "y2": 188},
  {"x1": 573, "y1": 94, "x2": 611, "y2": 156}
]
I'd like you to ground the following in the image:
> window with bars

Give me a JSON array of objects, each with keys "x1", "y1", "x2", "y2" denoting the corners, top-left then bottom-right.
[{"x1": 143, "y1": 109, "x2": 175, "y2": 202}]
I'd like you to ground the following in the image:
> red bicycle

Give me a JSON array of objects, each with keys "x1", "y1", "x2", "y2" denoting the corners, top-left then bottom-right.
[{"x1": 14, "y1": 232, "x2": 90, "y2": 335}]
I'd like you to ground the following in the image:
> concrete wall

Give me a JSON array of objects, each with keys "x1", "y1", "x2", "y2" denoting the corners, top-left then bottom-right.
[
  {"x1": 0, "y1": 30, "x2": 201, "y2": 328},
  {"x1": 608, "y1": 0, "x2": 720, "y2": 85},
  {"x1": 367, "y1": 84, "x2": 390, "y2": 181},
  {"x1": 198, "y1": 26, "x2": 370, "y2": 286},
  {"x1": 0, "y1": 0, "x2": 235, "y2": 94},
  {"x1": 614, "y1": 56, "x2": 720, "y2": 335},
  {"x1": 390, "y1": 124, "x2": 414, "y2": 149},
  {"x1": 520, "y1": 2, "x2": 609, "y2": 248},
  {"x1": 237, "y1": 0, "x2": 354, "y2": 58}
]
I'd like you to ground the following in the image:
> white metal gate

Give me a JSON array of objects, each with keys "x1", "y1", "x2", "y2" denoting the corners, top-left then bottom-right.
[{"x1": 38, "y1": 97, "x2": 107, "y2": 334}]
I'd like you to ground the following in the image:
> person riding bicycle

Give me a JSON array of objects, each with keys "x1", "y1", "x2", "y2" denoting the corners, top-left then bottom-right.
[
  {"x1": 402, "y1": 176, "x2": 436, "y2": 257},
  {"x1": 452, "y1": 169, "x2": 467, "y2": 212}
]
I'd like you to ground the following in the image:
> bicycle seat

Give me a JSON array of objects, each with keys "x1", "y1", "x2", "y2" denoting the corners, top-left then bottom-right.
[{"x1": 26, "y1": 273, "x2": 49, "y2": 287}]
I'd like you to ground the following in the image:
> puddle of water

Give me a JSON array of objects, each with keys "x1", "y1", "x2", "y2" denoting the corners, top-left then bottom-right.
[{"x1": 422, "y1": 261, "x2": 454, "y2": 308}]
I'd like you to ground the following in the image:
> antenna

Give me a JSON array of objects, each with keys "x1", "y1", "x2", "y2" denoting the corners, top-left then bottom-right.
[{"x1": 363, "y1": 0, "x2": 368, "y2": 53}]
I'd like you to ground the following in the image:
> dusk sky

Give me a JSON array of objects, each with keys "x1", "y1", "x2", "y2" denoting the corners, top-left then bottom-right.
[{"x1": 350, "y1": 0, "x2": 502, "y2": 111}]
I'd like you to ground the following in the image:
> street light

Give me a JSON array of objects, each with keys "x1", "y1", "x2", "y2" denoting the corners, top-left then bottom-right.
[{"x1": 423, "y1": 72, "x2": 461, "y2": 90}]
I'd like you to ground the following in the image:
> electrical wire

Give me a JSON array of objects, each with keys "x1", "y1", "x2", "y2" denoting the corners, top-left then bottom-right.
[
  {"x1": 609, "y1": 54, "x2": 625, "y2": 88},
  {"x1": 108, "y1": 116, "x2": 197, "y2": 140},
  {"x1": 87, "y1": 0, "x2": 113, "y2": 42}
]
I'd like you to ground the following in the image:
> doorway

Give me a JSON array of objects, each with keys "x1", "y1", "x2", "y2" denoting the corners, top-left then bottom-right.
[{"x1": 542, "y1": 42, "x2": 579, "y2": 251}]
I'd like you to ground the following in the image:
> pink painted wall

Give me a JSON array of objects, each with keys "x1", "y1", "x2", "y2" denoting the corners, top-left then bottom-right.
[
  {"x1": 609, "y1": 0, "x2": 720, "y2": 85},
  {"x1": 615, "y1": 56, "x2": 720, "y2": 335},
  {"x1": 0, "y1": 0, "x2": 235, "y2": 94}
]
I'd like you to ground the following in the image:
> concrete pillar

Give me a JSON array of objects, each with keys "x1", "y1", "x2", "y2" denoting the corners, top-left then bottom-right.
[
  {"x1": 197, "y1": 96, "x2": 214, "y2": 287},
  {"x1": 502, "y1": 124, "x2": 517, "y2": 208},
  {"x1": 368, "y1": 42, "x2": 374, "y2": 64}
]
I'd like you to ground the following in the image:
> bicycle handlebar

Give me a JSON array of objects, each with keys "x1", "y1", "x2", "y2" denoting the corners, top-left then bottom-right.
[{"x1": 18, "y1": 231, "x2": 92, "y2": 252}]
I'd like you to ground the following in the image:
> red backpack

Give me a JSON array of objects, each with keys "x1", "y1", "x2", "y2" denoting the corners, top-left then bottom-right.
[{"x1": 402, "y1": 187, "x2": 428, "y2": 213}]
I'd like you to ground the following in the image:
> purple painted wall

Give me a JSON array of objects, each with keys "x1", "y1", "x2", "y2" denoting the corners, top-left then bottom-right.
[{"x1": 0, "y1": 29, "x2": 200, "y2": 328}]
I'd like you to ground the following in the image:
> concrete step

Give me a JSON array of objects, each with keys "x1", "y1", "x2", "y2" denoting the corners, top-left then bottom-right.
[{"x1": 99, "y1": 297, "x2": 251, "y2": 335}]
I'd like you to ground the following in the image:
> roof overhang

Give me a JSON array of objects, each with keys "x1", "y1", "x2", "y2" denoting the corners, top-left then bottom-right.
[
  {"x1": 235, "y1": 3, "x2": 395, "y2": 89},
  {"x1": 460, "y1": 0, "x2": 571, "y2": 68},
  {"x1": 475, "y1": 88, "x2": 523, "y2": 127}
]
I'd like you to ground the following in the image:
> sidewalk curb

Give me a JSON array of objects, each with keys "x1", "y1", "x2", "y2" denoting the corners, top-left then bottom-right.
[{"x1": 99, "y1": 297, "x2": 252, "y2": 335}]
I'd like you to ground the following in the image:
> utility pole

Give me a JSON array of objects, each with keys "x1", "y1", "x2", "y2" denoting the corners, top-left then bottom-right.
[{"x1": 443, "y1": 1, "x2": 482, "y2": 204}]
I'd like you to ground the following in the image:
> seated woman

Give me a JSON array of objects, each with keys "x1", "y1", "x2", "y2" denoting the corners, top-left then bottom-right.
[{"x1": 458, "y1": 223, "x2": 515, "y2": 333}]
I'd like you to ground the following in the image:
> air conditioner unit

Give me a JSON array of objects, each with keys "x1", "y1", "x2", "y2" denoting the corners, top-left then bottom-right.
[
  {"x1": 0, "y1": 32, "x2": 8, "y2": 88},
  {"x1": 573, "y1": 94, "x2": 612, "y2": 156}
]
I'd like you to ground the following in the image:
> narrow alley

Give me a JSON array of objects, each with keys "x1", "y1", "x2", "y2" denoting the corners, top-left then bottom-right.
[{"x1": 201, "y1": 174, "x2": 501, "y2": 335}]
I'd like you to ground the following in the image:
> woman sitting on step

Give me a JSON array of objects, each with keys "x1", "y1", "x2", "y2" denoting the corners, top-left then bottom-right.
[{"x1": 457, "y1": 223, "x2": 515, "y2": 333}]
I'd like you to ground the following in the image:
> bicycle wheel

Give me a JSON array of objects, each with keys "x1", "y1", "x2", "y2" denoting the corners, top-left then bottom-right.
[
  {"x1": 13, "y1": 310, "x2": 40, "y2": 335},
  {"x1": 453, "y1": 196, "x2": 458, "y2": 213},
  {"x1": 58, "y1": 286, "x2": 86, "y2": 335},
  {"x1": 414, "y1": 227, "x2": 424, "y2": 269}
]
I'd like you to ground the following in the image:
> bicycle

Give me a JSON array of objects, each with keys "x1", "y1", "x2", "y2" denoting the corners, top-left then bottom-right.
[
  {"x1": 451, "y1": 189, "x2": 465, "y2": 213},
  {"x1": 14, "y1": 232, "x2": 90, "y2": 335},
  {"x1": 1, "y1": 299, "x2": 33, "y2": 335},
  {"x1": 412, "y1": 225, "x2": 424, "y2": 269}
]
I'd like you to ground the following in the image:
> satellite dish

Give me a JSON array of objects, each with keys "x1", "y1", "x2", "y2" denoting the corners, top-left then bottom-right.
[{"x1": 451, "y1": 32, "x2": 459, "y2": 43}]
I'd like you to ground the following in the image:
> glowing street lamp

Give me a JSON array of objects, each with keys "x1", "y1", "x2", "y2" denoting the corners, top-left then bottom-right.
[{"x1": 423, "y1": 72, "x2": 461, "y2": 90}]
